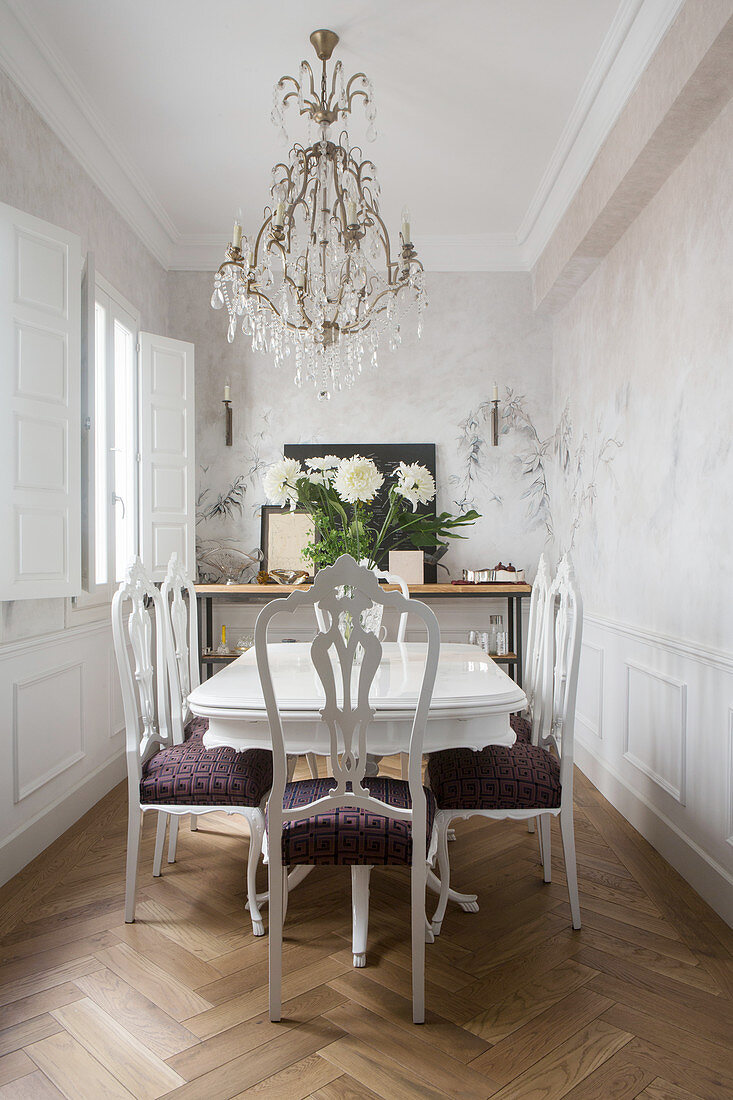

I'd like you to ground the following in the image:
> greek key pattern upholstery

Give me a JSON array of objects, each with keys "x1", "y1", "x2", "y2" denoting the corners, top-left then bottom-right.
[
  {"x1": 427, "y1": 742, "x2": 561, "y2": 811},
  {"x1": 183, "y1": 715, "x2": 208, "y2": 741},
  {"x1": 510, "y1": 713, "x2": 532, "y2": 743},
  {"x1": 272, "y1": 777, "x2": 436, "y2": 866},
  {"x1": 140, "y1": 739, "x2": 272, "y2": 807}
]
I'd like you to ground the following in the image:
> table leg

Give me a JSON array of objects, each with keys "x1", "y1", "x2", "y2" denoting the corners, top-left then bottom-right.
[
  {"x1": 205, "y1": 597, "x2": 213, "y2": 681},
  {"x1": 507, "y1": 594, "x2": 515, "y2": 682},
  {"x1": 426, "y1": 868, "x2": 479, "y2": 913},
  {"x1": 516, "y1": 594, "x2": 524, "y2": 690}
]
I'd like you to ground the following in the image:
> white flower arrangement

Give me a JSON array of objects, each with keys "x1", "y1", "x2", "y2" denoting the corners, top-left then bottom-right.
[
  {"x1": 394, "y1": 461, "x2": 436, "y2": 511},
  {"x1": 262, "y1": 452, "x2": 478, "y2": 571},
  {"x1": 332, "y1": 455, "x2": 384, "y2": 504},
  {"x1": 262, "y1": 456, "x2": 303, "y2": 510}
]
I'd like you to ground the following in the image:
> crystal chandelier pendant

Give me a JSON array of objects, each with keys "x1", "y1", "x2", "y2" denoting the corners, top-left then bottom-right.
[{"x1": 212, "y1": 28, "x2": 426, "y2": 400}]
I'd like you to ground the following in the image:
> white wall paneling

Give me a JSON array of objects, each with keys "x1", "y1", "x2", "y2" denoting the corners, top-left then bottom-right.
[
  {"x1": 12, "y1": 660, "x2": 84, "y2": 801},
  {"x1": 576, "y1": 641, "x2": 604, "y2": 739},
  {"x1": 623, "y1": 660, "x2": 687, "y2": 804},
  {"x1": 574, "y1": 613, "x2": 733, "y2": 925},
  {"x1": 0, "y1": 620, "x2": 126, "y2": 885},
  {"x1": 727, "y1": 708, "x2": 733, "y2": 849}
]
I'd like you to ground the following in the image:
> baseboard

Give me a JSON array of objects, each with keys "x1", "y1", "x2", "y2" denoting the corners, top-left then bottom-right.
[
  {"x1": 0, "y1": 751, "x2": 126, "y2": 887},
  {"x1": 575, "y1": 739, "x2": 733, "y2": 927}
]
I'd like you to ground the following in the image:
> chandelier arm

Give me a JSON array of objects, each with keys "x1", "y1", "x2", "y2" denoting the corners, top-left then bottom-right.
[{"x1": 327, "y1": 61, "x2": 341, "y2": 112}]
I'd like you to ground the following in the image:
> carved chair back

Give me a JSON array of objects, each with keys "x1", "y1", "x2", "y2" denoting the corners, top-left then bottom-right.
[
  {"x1": 112, "y1": 558, "x2": 173, "y2": 802},
  {"x1": 537, "y1": 554, "x2": 583, "y2": 797},
  {"x1": 371, "y1": 566, "x2": 410, "y2": 642},
  {"x1": 525, "y1": 553, "x2": 551, "y2": 721},
  {"x1": 161, "y1": 552, "x2": 200, "y2": 742},
  {"x1": 255, "y1": 554, "x2": 440, "y2": 863},
  {"x1": 314, "y1": 564, "x2": 410, "y2": 642}
]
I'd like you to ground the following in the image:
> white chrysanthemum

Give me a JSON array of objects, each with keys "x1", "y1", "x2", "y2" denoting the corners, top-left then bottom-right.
[
  {"x1": 394, "y1": 462, "x2": 436, "y2": 511},
  {"x1": 305, "y1": 455, "x2": 340, "y2": 485},
  {"x1": 333, "y1": 455, "x2": 383, "y2": 504},
  {"x1": 263, "y1": 457, "x2": 303, "y2": 510},
  {"x1": 305, "y1": 455, "x2": 340, "y2": 471}
]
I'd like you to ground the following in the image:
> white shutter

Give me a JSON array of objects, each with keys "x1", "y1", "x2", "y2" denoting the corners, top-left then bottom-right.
[
  {"x1": 0, "y1": 201, "x2": 82, "y2": 599},
  {"x1": 80, "y1": 252, "x2": 95, "y2": 592},
  {"x1": 138, "y1": 332, "x2": 195, "y2": 580}
]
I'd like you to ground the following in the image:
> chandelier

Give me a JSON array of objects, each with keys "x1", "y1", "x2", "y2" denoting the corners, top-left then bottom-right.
[{"x1": 211, "y1": 29, "x2": 426, "y2": 400}]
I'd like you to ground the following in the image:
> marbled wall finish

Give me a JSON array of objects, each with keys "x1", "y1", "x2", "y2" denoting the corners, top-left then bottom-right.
[
  {"x1": 552, "y1": 97, "x2": 733, "y2": 651},
  {"x1": 168, "y1": 271, "x2": 558, "y2": 579},
  {"x1": 0, "y1": 68, "x2": 169, "y2": 643}
]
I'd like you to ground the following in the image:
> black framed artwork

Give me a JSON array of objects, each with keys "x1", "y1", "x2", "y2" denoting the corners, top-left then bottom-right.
[{"x1": 283, "y1": 443, "x2": 438, "y2": 580}]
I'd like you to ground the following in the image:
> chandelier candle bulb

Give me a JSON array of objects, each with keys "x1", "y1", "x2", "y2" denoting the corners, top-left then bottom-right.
[
  {"x1": 346, "y1": 199, "x2": 357, "y2": 226},
  {"x1": 232, "y1": 208, "x2": 243, "y2": 250},
  {"x1": 224, "y1": 380, "x2": 230, "y2": 401}
]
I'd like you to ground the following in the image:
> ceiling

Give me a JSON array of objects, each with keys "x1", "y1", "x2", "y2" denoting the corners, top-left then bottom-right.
[{"x1": 1, "y1": 0, "x2": 683, "y2": 269}]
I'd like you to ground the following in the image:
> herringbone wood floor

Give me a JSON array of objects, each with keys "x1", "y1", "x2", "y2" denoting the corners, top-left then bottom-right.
[{"x1": 1, "y1": 758, "x2": 732, "y2": 1100}]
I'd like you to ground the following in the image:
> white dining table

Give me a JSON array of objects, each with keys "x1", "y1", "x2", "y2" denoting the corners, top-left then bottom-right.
[
  {"x1": 189, "y1": 641, "x2": 526, "y2": 756},
  {"x1": 188, "y1": 641, "x2": 526, "y2": 962}
]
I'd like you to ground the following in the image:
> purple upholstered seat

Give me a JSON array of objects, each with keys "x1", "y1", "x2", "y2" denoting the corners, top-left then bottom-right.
[
  {"x1": 272, "y1": 777, "x2": 436, "y2": 866},
  {"x1": 510, "y1": 713, "x2": 532, "y2": 743},
  {"x1": 183, "y1": 715, "x2": 208, "y2": 741},
  {"x1": 140, "y1": 739, "x2": 272, "y2": 807},
  {"x1": 427, "y1": 743, "x2": 561, "y2": 811}
]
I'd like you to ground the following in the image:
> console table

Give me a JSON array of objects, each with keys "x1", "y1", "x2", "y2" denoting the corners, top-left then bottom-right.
[{"x1": 196, "y1": 582, "x2": 532, "y2": 687}]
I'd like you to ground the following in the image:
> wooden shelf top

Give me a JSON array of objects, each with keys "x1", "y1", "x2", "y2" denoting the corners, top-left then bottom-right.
[
  {"x1": 196, "y1": 582, "x2": 532, "y2": 597},
  {"x1": 202, "y1": 649, "x2": 518, "y2": 663}
]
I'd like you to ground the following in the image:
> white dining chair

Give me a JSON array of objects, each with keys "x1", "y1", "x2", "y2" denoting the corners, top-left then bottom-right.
[
  {"x1": 255, "y1": 554, "x2": 440, "y2": 1023},
  {"x1": 511, "y1": 552, "x2": 551, "y2": 746},
  {"x1": 160, "y1": 552, "x2": 203, "y2": 859},
  {"x1": 427, "y1": 553, "x2": 583, "y2": 933},
  {"x1": 112, "y1": 557, "x2": 272, "y2": 934},
  {"x1": 309, "y1": 563, "x2": 411, "y2": 779}
]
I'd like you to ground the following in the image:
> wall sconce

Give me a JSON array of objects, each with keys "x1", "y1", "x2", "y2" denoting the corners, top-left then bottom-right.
[
  {"x1": 223, "y1": 379, "x2": 232, "y2": 446},
  {"x1": 491, "y1": 381, "x2": 499, "y2": 446}
]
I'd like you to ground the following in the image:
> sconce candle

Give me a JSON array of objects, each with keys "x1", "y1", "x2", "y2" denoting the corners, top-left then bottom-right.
[
  {"x1": 491, "y1": 381, "x2": 500, "y2": 446},
  {"x1": 223, "y1": 387, "x2": 233, "y2": 447}
]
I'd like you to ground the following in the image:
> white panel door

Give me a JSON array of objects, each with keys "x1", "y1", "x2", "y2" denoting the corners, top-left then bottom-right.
[
  {"x1": 138, "y1": 332, "x2": 195, "y2": 580},
  {"x1": 0, "y1": 202, "x2": 82, "y2": 599}
]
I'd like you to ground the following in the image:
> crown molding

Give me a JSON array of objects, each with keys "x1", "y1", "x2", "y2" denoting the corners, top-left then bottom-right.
[
  {"x1": 0, "y1": 0, "x2": 176, "y2": 269},
  {"x1": 0, "y1": 0, "x2": 684, "y2": 276},
  {"x1": 169, "y1": 232, "x2": 528, "y2": 273},
  {"x1": 519, "y1": 0, "x2": 685, "y2": 269}
]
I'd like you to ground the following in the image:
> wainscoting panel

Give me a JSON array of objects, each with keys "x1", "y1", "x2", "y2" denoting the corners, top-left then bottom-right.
[
  {"x1": 575, "y1": 613, "x2": 733, "y2": 925},
  {"x1": 727, "y1": 707, "x2": 733, "y2": 849},
  {"x1": 0, "y1": 618, "x2": 126, "y2": 886},
  {"x1": 13, "y1": 660, "x2": 84, "y2": 801},
  {"x1": 624, "y1": 660, "x2": 686, "y2": 803},
  {"x1": 576, "y1": 641, "x2": 604, "y2": 739}
]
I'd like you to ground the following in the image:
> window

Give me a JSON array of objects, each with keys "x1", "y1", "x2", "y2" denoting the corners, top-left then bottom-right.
[{"x1": 88, "y1": 277, "x2": 140, "y2": 595}]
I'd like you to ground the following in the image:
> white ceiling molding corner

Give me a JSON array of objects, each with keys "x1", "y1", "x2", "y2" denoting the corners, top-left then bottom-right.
[
  {"x1": 169, "y1": 233, "x2": 528, "y2": 273},
  {"x1": 0, "y1": 0, "x2": 176, "y2": 269},
  {"x1": 169, "y1": 235, "x2": 231, "y2": 273},
  {"x1": 519, "y1": 0, "x2": 685, "y2": 270}
]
